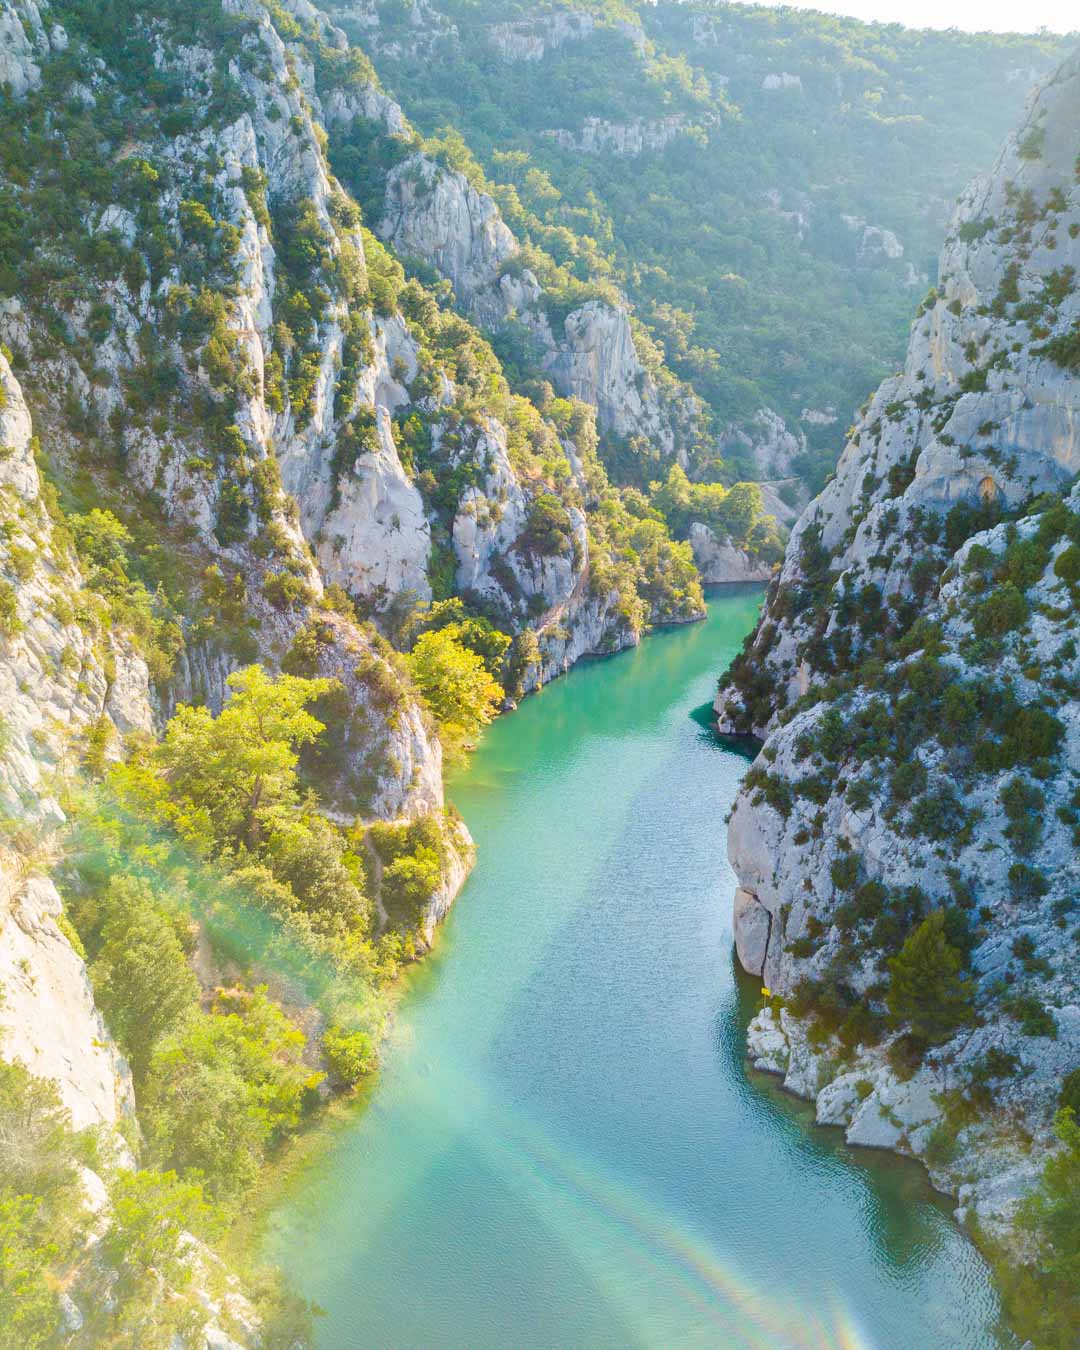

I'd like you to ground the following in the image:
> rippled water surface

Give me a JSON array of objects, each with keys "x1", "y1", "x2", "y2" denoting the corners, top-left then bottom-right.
[{"x1": 268, "y1": 589, "x2": 1002, "y2": 1349}]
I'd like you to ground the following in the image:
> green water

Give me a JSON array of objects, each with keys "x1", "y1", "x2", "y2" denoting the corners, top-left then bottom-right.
[{"x1": 269, "y1": 589, "x2": 1003, "y2": 1349}]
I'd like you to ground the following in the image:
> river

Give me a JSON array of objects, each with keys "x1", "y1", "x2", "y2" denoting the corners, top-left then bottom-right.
[{"x1": 268, "y1": 588, "x2": 1003, "y2": 1349}]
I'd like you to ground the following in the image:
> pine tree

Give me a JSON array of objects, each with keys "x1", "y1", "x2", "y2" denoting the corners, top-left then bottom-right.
[{"x1": 886, "y1": 910, "x2": 975, "y2": 1047}]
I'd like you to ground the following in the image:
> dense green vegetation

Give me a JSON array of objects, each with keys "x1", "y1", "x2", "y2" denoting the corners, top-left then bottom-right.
[
  {"x1": 0, "y1": 1051, "x2": 307, "y2": 1347},
  {"x1": 31, "y1": 659, "x2": 469, "y2": 1340},
  {"x1": 996, "y1": 1108, "x2": 1080, "y2": 1350},
  {"x1": 343, "y1": 0, "x2": 1067, "y2": 486}
]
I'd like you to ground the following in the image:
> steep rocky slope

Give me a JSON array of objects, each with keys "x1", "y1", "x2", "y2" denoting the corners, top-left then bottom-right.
[
  {"x1": 0, "y1": 353, "x2": 147, "y2": 1132},
  {"x1": 329, "y1": 0, "x2": 1068, "y2": 499},
  {"x1": 716, "y1": 46, "x2": 1080, "y2": 1281},
  {"x1": 0, "y1": 0, "x2": 714, "y2": 1338},
  {"x1": 0, "y1": 0, "x2": 707, "y2": 1339}
]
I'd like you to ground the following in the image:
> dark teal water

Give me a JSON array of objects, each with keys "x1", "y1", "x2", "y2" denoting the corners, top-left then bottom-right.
[{"x1": 268, "y1": 590, "x2": 1002, "y2": 1349}]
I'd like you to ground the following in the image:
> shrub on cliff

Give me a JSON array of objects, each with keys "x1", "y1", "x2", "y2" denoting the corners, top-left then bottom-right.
[
  {"x1": 972, "y1": 582, "x2": 1028, "y2": 638},
  {"x1": 886, "y1": 910, "x2": 975, "y2": 1048}
]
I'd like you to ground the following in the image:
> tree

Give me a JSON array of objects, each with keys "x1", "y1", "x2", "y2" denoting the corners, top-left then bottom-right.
[
  {"x1": 412, "y1": 600, "x2": 512, "y2": 679},
  {"x1": 972, "y1": 582, "x2": 1028, "y2": 639},
  {"x1": 717, "y1": 481, "x2": 765, "y2": 542},
  {"x1": 103, "y1": 1169, "x2": 215, "y2": 1282},
  {"x1": 0, "y1": 1065, "x2": 77, "y2": 1350},
  {"x1": 407, "y1": 629, "x2": 503, "y2": 747},
  {"x1": 1009, "y1": 1109, "x2": 1080, "y2": 1347},
  {"x1": 0, "y1": 1061, "x2": 76, "y2": 1197},
  {"x1": 886, "y1": 910, "x2": 975, "y2": 1047},
  {"x1": 381, "y1": 846, "x2": 442, "y2": 929},
  {"x1": 150, "y1": 665, "x2": 332, "y2": 852},
  {"x1": 322, "y1": 1025, "x2": 376, "y2": 1086},
  {"x1": 0, "y1": 1197, "x2": 60, "y2": 1350},
  {"x1": 143, "y1": 990, "x2": 322, "y2": 1206},
  {"x1": 90, "y1": 876, "x2": 199, "y2": 1082}
]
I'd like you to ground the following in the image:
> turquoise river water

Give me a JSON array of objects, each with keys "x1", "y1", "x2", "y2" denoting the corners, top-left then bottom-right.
[{"x1": 268, "y1": 588, "x2": 1005, "y2": 1349}]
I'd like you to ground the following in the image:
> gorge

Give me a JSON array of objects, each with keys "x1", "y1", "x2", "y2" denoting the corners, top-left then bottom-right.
[
  {"x1": 0, "y1": 0, "x2": 1077, "y2": 1346},
  {"x1": 267, "y1": 591, "x2": 1003, "y2": 1350}
]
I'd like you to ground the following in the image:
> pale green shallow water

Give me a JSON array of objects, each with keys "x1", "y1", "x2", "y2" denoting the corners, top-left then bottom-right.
[{"x1": 268, "y1": 589, "x2": 1003, "y2": 1349}]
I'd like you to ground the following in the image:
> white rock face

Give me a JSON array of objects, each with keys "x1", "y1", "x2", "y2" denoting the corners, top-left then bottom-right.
[
  {"x1": 842, "y1": 213, "x2": 905, "y2": 261},
  {"x1": 544, "y1": 300, "x2": 680, "y2": 453},
  {"x1": 722, "y1": 48, "x2": 1080, "y2": 1242},
  {"x1": 417, "y1": 818, "x2": 474, "y2": 951},
  {"x1": 732, "y1": 887, "x2": 772, "y2": 974},
  {"x1": 318, "y1": 407, "x2": 432, "y2": 604},
  {"x1": 0, "y1": 873, "x2": 134, "y2": 1129},
  {"x1": 762, "y1": 71, "x2": 802, "y2": 91},
  {"x1": 543, "y1": 115, "x2": 712, "y2": 158},
  {"x1": 719, "y1": 407, "x2": 808, "y2": 482},
  {"x1": 688, "y1": 525, "x2": 773, "y2": 584},
  {"x1": 486, "y1": 11, "x2": 599, "y2": 63},
  {"x1": 0, "y1": 355, "x2": 148, "y2": 1128},
  {"x1": 0, "y1": 0, "x2": 48, "y2": 95},
  {"x1": 383, "y1": 153, "x2": 519, "y2": 327}
]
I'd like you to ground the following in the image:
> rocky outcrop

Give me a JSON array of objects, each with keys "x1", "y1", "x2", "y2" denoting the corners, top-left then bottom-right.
[
  {"x1": 719, "y1": 407, "x2": 807, "y2": 483},
  {"x1": 841, "y1": 213, "x2": 905, "y2": 262},
  {"x1": 0, "y1": 354, "x2": 150, "y2": 1130},
  {"x1": 542, "y1": 115, "x2": 713, "y2": 158},
  {"x1": 0, "y1": 0, "x2": 52, "y2": 94},
  {"x1": 544, "y1": 301, "x2": 684, "y2": 455},
  {"x1": 382, "y1": 153, "x2": 519, "y2": 327},
  {"x1": 762, "y1": 71, "x2": 802, "y2": 92},
  {"x1": 326, "y1": 0, "x2": 457, "y2": 62},
  {"x1": 719, "y1": 48, "x2": 1080, "y2": 1242},
  {"x1": 688, "y1": 524, "x2": 773, "y2": 584},
  {"x1": 378, "y1": 150, "x2": 700, "y2": 458},
  {"x1": 487, "y1": 11, "x2": 595, "y2": 63}
]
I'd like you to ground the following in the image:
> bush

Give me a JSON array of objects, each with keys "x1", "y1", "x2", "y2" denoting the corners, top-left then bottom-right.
[
  {"x1": 1008, "y1": 862, "x2": 1049, "y2": 901},
  {"x1": 1005, "y1": 993, "x2": 1058, "y2": 1038},
  {"x1": 89, "y1": 876, "x2": 199, "y2": 1082},
  {"x1": 1000, "y1": 777, "x2": 1045, "y2": 855},
  {"x1": 1053, "y1": 543, "x2": 1080, "y2": 584},
  {"x1": 322, "y1": 1025, "x2": 376, "y2": 1086},
  {"x1": 972, "y1": 582, "x2": 1027, "y2": 638},
  {"x1": 144, "y1": 990, "x2": 322, "y2": 1206},
  {"x1": 0, "y1": 579, "x2": 20, "y2": 635}
]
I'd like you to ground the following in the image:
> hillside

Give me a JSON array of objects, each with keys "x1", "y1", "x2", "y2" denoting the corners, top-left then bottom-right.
[
  {"x1": 324, "y1": 0, "x2": 1070, "y2": 491},
  {"x1": 0, "y1": 0, "x2": 708, "y2": 1339},
  {"x1": 716, "y1": 44, "x2": 1080, "y2": 1347}
]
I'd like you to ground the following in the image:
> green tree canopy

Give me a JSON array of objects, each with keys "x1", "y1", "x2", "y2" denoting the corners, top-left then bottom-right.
[
  {"x1": 90, "y1": 875, "x2": 199, "y2": 1082},
  {"x1": 137, "y1": 665, "x2": 332, "y2": 853},
  {"x1": 407, "y1": 629, "x2": 503, "y2": 748},
  {"x1": 886, "y1": 909, "x2": 975, "y2": 1047},
  {"x1": 142, "y1": 989, "x2": 322, "y2": 1206}
]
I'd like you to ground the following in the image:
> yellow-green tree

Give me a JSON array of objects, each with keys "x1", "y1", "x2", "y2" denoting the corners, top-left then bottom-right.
[
  {"x1": 407, "y1": 629, "x2": 503, "y2": 748},
  {"x1": 132, "y1": 665, "x2": 332, "y2": 853}
]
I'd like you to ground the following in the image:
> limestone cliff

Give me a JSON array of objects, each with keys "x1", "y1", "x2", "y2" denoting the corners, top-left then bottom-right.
[
  {"x1": 0, "y1": 354, "x2": 146, "y2": 1131},
  {"x1": 717, "y1": 49, "x2": 1080, "y2": 1244},
  {"x1": 377, "y1": 151, "x2": 703, "y2": 461},
  {"x1": 0, "y1": 0, "x2": 702, "y2": 1279}
]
